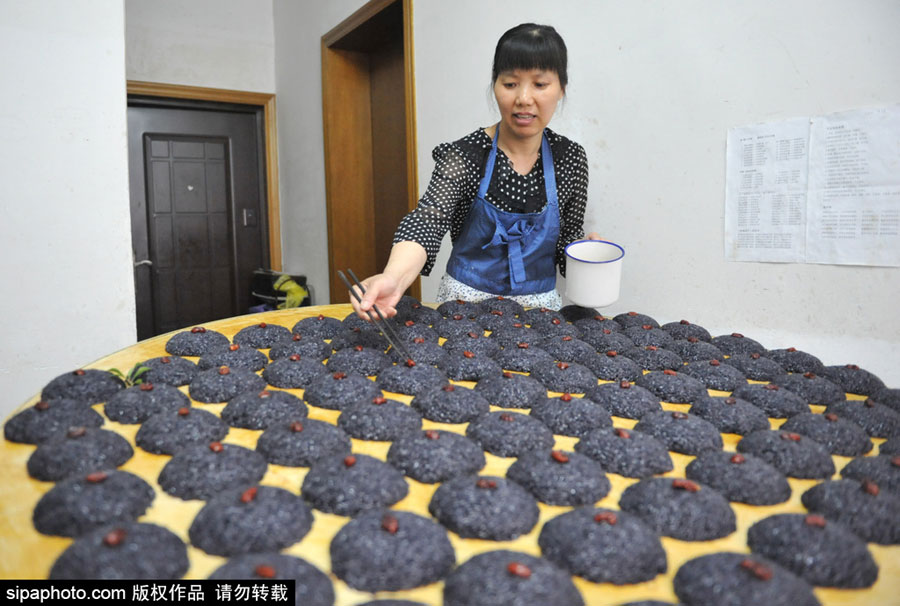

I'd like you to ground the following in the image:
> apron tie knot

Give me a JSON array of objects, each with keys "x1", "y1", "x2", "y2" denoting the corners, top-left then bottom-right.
[{"x1": 483, "y1": 218, "x2": 535, "y2": 286}]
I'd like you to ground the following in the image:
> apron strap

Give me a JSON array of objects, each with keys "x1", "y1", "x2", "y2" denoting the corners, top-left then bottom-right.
[{"x1": 472, "y1": 128, "x2": 557, "y2": 290}]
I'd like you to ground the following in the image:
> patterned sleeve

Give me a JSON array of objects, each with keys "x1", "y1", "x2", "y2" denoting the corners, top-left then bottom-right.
[
  {"x1": 555, "y1": 140, "x2": 589, "y2": 277},
  {"x1": 393, "y1": 142, "x2": 478, "y2": 276}
]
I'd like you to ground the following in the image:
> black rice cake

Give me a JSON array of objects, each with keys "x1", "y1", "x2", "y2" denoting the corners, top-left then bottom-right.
[
  {"x1": 376, "y1": 362, "x2": 449, "y2": 396},
  {"x1": 634, "y1": 370, "x2": 707, "y2": 404},
  {"x1": 233, "y1": 321, "x2": 292, "y2": 348},
  {"x1": 188, "y1": 485, "x2": 313, "y2": 556},
  {"x1": 386, "y1": 430, "x2": 486, "y2": 483},
  {"x1": 774, "y1": 372, "x2": 845, "y2": 406},
  {"x1": 442, "y1": 331, "x2": 501, "y2": 358},
  {"x1": 474, "y1": 371, "x2": 547, "y2": 409},
  {"x1": 736, "y1": 430, "x2": 835, "y2": 479},
  {"x1": 428, "y1": 475, "x2": 539, "y2": 540},
  {"x1": 731, "y1": 383, "x2": 810, "y2": 418},
  {"x1": 438, "y1": 349, "x2": 502, "y2": 381},
  {"x1": 269, "y1": 333, "x2": 333, "y2": 361},
  {"x1": 263, "y1": 355, "x2": 329, "y2": 389},
  {"x1": 325, "y1": 346, "x2": 391, "y2": 376},
  {"x1": 220, "y1": 388, "x2": 307, "y2": 430},
  {"x1": 302, "y1": 371, "x2": 382, "y2": 410},
  {"x1": 673, "y1": 552, "x2": 820, "y2": 606},
  {"x1": 681, "y1": 359, "x2": 746, "y2": 391},
  {"x1": 410, "y1": 383, "x2": 490, "y2": 424},
  {"x1": 688, "y1": 395, "x2": 770, "y2": 435},
  {"x1": 27, "y1": 427, "x2": 133, "y2": 481},
  {"x1": 506, "y1": 449, "x2": 611, "y2": 506},
  {"x1": 575, "y1": 427, "x2": 674, "y2": 478},
  {"x1": 103, "y1": 382, "x2": 190, "y2": 424},
  {"x1": 292, "y1": 314, "x2": 343, "y2": 339},
  {"x1": 747, "y1": 513, "x2": 878, "y2": 588},
  {"x1": 623, "y1": 324, "x2": 675, "y2": 349},
  {"x1": 710, "y1": 332, "x2": 767, "y2": 355},
  {"x1": 489, "y1": 322, "x2": 542, "y2": 349},
  {"x1": 580, "y1": 329, "x2": 634, "y2": 354},
  {"x1": 33, "y1": 470, "x2": 155, "y2": 537},
  {"x1": 685, "y1": 450, "x2": 791, "y2": 505},
  {"x1": 255, "y1": 419, "x2": 351, "y2": 467},
  {"x1": 624, "y1": 346, "x2": 683, "y2": 372},
  {"x1": 767, "y1": 347, "x2": 826, "y2": 374},
  {"x1": 529, "y1": 360, "x2": 597, "y2": 393},
  {"x1": 443, "y1": 549, "x2": 584, "y2": 606},
  {"x1": 465, "y1": 411, "x2": 554, "y2": 457},
  {"x1": 208, "y1": 553, "x2": 333, "y2": 606},
  {"x1": 434, "y1": 314, "x2": 484, "y2": 339},
  {"x1": 300, "y1": 453, "x2": 408, "y2": 516},
  {"x1": 189, "y1": 366, "x2": 267, "y2": 403},
  {"x1": 723, "y1": 352, "x2": 786, "y2": 382},
  {"x1": 538, "y1": 506, "x2": 667, "y2": 584},
  {"x1": 4, "y1": 398, "x2": 103, "y2": 444},
  {"x1": 583, "y1": 381, "x2": 662, "y2": 420},
  {"x1": 164, "y1": 327, "x2": 230, "y2": 357},
  {"x1": 492, "y1": 343, "x2": 555, "y2": 373},
  {"x1": 822, "y1": 363, "x2": 886, "y2": 396},
  {"x1": 41, "y1": 368, "x2": 124, "y2": 404},
  {"x1": 840, "y1": 454, "x2": 900, "y2": 494},
  {"x1": 198, "y1": 344, "x2": 269, "y2": 372},
  {"x1": 660, "y1": 319, "x2": 711, "y2": 342},
  {"x1": 779, "y1": 412, "x2": 873, "y2": 456},
  {"x1": 158, "y1": 442, "x2": 267, "y2": 500},
  {"x1": 619, "y1": 477, "x2": 736, "y2": 541},
  {"x1": 337, "y1": 396, "x2": 422, "y2": 441},
  {"x1": 801, "y1": 479, "x2": 900, "y2": 544},
  {"x1": 537, "y1": 335, "x2": 597, "y2": 363},
  {"x1": 824, "y1": 398, "x2": 900, "y2": 439},
  {"x1": 49, "y1": 521, "x2": 189, "y2": 580},
  {"x1": 135, "y1": 407, "x2": 228, "y2": 455},
  {"x1": 668, "y1": 338, "x2": 725, "y2": 363},
  {"x1": 613, "y1": 311, "x2": 659, "y2": 330},
  {"x1": 387, "y1": 338, "x2": 448, "y2": 366},
  {"x1": 633, "y1": 410, "x2": 723, "y2": 455},
  {"x1": 558, "y1": 304, "x2": 596, "y2": 323},
  {"x1": 330, "y1": 510, "x2": 455, "y2": 592},
  {"x1": 582, "y1": 350, "x2": 643, "y2": 382},
  {"x1": 529, "y1": 393, "x2": 613, "y2": 437},
  {"x1": 140, "y1": 355, "x2": 199, "y2": 386}
]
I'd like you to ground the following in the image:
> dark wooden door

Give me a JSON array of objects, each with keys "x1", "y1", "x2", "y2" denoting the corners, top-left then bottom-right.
[{"x1": 128, "y1": 101, "x2": 269, "y2": 340}]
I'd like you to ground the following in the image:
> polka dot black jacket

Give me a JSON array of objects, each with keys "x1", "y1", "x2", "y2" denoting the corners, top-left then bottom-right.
[{"x1": 393, "y1": 127, "x2": 589, "y2": 277}]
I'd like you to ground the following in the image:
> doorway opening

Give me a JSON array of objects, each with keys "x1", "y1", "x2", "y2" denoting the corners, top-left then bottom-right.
[
  {"x1": 126, "y1": 83, "x2": 282, "y2": 340},
  {"x1": 321, "y1": 0, "x2": 419, "y2": 303}
]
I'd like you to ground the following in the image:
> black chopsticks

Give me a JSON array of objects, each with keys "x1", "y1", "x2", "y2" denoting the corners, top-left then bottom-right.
[{"x1": 337, "y1": 269, "x2": 415, "y2": 364}]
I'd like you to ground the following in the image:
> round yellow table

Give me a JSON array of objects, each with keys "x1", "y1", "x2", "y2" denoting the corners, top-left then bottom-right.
[{"x1": 1, "y1": 305, "x2": 897, "y2": 605}]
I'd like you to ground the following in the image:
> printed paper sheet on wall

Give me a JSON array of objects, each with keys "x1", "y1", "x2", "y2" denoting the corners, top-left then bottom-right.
[{"x1": 724, "y1": 105, "x2": 900, "y2": 266}]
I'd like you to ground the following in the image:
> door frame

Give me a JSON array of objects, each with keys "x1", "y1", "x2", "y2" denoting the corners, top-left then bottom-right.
[
  {"x1": 126, "y1": 81, "x2": 282, "y2": 271},
  {"x1": 321, "y1": 0, "x2": 420, "y2": 301}
]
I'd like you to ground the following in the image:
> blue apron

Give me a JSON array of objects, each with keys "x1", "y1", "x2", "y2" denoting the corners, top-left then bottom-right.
[{"x1": 446, "y1": 129, "x2": 560, "y2": 295}]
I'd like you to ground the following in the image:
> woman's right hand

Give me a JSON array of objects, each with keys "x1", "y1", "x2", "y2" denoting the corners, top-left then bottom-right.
[
  {"x1": 350, "y1": 273, "x2": 405, "y2": 320},
  {"x1": 349, "y1": 241, "x2": 428, "y2": 321}
]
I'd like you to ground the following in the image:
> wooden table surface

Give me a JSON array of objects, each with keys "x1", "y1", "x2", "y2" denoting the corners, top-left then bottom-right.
[{"x1": 1, "y1": 304, "x2": 897, "y2": 605}]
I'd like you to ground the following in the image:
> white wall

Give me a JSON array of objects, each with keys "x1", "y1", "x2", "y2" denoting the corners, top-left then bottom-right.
[
  {"x1": 125, "y1": 0, "x2": 276, "y2": 92},
  {"x1": 0, "y1": 2, "x2": 134, "y2": 419},
  {"x1": 271, "y1": 0, "x2": 370, "y2": 303},
  {"x1": 413, "y1": 0, "x2": 900, "y2": 385}
]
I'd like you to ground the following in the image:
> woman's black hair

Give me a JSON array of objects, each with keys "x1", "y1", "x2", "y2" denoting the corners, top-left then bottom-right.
[{"x1": 492, "y1": 23, "x2": 568, "y2": 90}]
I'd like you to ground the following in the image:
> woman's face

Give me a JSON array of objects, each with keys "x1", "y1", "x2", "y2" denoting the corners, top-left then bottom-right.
[{"x1": 493, "y1": 68, "x2": 564, "y2": 141}]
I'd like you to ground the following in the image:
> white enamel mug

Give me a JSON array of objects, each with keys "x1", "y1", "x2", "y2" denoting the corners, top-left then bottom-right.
[{"x1": 564, "y1": 240, "x2": 625, "y2": 308}]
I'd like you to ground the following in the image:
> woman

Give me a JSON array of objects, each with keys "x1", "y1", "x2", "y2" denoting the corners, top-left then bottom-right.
[{"x1": 353, "y1": 23, "x2": 598, "y2": 318}]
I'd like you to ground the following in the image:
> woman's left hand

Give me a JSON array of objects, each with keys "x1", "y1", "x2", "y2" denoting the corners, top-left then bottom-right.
[{"x1": 586, "y1": 232, "x2": 603, "y2": 240}]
